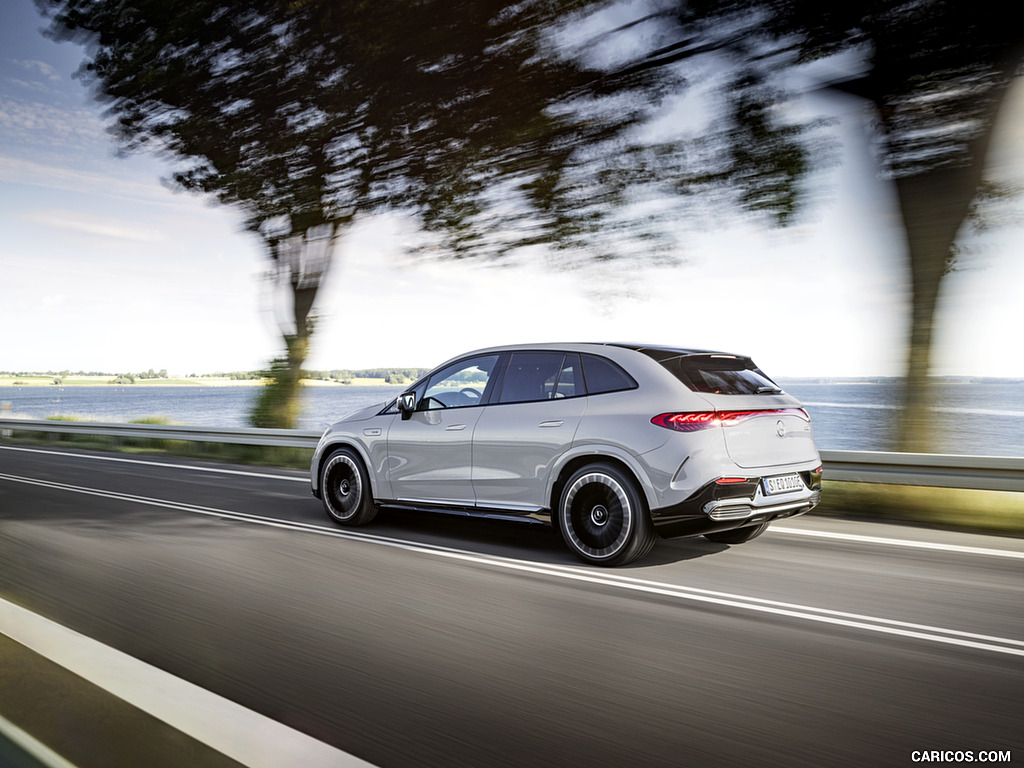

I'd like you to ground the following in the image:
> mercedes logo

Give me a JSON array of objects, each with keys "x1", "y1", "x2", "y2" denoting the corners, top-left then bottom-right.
[{"x1": 776, "y1": 420, "x2": 787, "y2": 438}]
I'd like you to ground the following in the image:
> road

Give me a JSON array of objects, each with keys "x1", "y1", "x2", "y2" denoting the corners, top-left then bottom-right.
[{"x1": 1, "y1": 444, "x2": 1022, "y2": 767}]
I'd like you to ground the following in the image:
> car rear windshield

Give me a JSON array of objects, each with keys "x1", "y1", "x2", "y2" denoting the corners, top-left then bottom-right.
[{"x1": 641, "y1": 351, "x2": 781, "y2": 395}]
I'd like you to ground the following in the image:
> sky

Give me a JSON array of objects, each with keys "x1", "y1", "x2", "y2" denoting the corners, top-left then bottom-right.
[{"x1": 2, "y1": 0, "x2": 1023, "y2": 379}]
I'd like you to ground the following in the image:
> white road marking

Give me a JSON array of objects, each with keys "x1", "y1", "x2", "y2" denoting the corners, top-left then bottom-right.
[
  {"x1": 5, "y1": 444, "x2": 1021, "y2": 560},
  {"x1": 772, "y1": 526, "x2": 1024, "y2": 559},
  {"x1": 0, "y1": 445, "x2": 308, "y2": 482},
  {"x1": 0, "y1": 713, "x2": 80, "y2": 768},
  {"x1": 2, "y1": 471, "x2": 1023, "y2": 659},
  {"x1": 0, "y1": 597, "x2": 373, "y2": 768}
]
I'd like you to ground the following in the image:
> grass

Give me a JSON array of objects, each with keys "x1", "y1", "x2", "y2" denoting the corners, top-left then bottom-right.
[{"x1": 816, "y1": 480, "x2": 1024, "y2": 537}]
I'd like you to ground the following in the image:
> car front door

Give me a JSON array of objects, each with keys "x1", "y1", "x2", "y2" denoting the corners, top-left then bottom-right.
[
  {"x1": 385, "y1": 354, "x2": 501, "y2": 507},
  {"x1": 472, "y1": 352, "x2": 586, "y2": 512}
]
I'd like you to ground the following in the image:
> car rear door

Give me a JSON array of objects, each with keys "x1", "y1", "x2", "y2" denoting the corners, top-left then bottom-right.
[{"x1": 472, "y1": 352, "x2": 586, "y2": 512}]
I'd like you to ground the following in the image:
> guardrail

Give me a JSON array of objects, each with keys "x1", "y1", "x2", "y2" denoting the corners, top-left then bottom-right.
[
  {"x1": 2, "y1": 418, "x2": 1023, "y2": 493},
  {"x1": 0, "y1": 418, "x2": 321, "y2": 449},
  {"x1": 818, "y1": 450, "x2": 1024, "y2": 493}
]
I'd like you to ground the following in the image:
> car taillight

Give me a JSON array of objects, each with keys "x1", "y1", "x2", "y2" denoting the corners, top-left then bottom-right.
[
  {"x1": 650, "y1": 412, "x2": 719, "y2": 431},
  {"x1": 651, "y1": 408, "x2": 810, "y2": 432}
]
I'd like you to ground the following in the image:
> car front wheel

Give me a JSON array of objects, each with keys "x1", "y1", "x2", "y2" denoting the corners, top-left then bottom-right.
[
  {"x1": 321, "y1": 448, "x2": 377, "y2": 526},
  {"x1": 558, "y1": 463, "x2": 656, "y2": 566}
]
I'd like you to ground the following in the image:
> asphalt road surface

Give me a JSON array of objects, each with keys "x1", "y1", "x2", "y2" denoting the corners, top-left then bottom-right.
[{"x1": 1, "y1": 444, "x2": 1022, "y2": 768}]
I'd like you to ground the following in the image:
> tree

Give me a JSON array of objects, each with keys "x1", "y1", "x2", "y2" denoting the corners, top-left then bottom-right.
[
  {"x1": 38, "y1": 0, "x2": 673, "y2": 427},
  {"x1": 616, "y1": 0, "x2": 1022, "y2": 451}
]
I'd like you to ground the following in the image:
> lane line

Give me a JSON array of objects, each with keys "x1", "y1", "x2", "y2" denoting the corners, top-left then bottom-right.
[
  {"x1": 5, "y1": 445, "x2": 1023, "y2": 561},
  {"x1": 3, "y1": 471, "x2": 1023, "y2": 659},
  {"x1": 773, "y1": 526, "x2": 1024, "y2": 560},
  {"x1": 518, "y1": 561, "x2": 1024, "y2": 649},
  {"x1": 0, "y1": 713, "x2": 79, "y2": 768},
  {"x1": 0, "y1": 445, "x2": 308, "y2": 482},
  {"x1": 0, "y1": 597, "x2": 372, "y2": 768}
]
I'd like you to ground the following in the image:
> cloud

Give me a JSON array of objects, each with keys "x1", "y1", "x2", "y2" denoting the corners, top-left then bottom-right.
[
  {"x1": 15, "y1": 59, "x2": 61, "y2": 81},
  {"x1": 41, "y1": 293, "x2": 67, "y2": 310},
  {"x1": 0, "y1": 154, "x2": 202, "y2": 212},
  {"x1": 0, "y1": 98, "x2": 221, "y2": 211},
  {"x1": 0, "y1": 96, "x2": 103, "y2": 148},
  {"x1": 2, "y1": 59, "x2": 64, "y2": 94},
  {"x1": 6, "y1": 77, "x2": 50, "y2": 94},
  {"x1": 19, "y1": 208, "x2": 165, "y2": 243}
]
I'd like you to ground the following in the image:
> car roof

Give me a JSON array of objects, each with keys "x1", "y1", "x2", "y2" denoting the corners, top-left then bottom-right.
[
  {"x1": 604, "y1": 342, "x2": 745, "y2": 357},
  {"x1": 453, "y1": 342, "x2": 746, "y2": 359}
]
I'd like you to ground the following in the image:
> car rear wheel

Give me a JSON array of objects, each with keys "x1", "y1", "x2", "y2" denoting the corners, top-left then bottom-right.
[
  {"x1": 558, "y1": 463, "x2": 656, "y2": 566},
  {"x1": 704, "y1": 520, "x2": 769, "y2": 544},
  {"x1": 322, "y1": 448, "x2": 377, "y2": 526}
]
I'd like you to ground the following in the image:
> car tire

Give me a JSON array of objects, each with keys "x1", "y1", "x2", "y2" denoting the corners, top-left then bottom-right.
[
  {"x1": 703, "y1": 520, "x2": 769, "y2": 544},
  {"x1": 558, "y1": 463, "x2": 656, "y2": 566},
  {"x1": 321, "y1": 448, "x2": 377, "y2": 526}
]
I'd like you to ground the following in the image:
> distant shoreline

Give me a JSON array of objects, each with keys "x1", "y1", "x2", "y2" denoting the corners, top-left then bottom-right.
[
  {"x1": 3, "y1": 374, "x2": 1020, "y2": 389},
  {"x1": 0, "y1": 376, "x2": 403, "y2": 388}
]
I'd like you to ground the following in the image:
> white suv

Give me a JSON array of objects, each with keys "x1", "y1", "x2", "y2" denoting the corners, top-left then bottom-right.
[{"x1": 311, "y1": 343, "x2": 821, "y2": 566}]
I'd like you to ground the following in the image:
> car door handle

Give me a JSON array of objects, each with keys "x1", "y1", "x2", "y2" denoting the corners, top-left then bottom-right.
[
  {"x1": 539, "y1": 420, "x2": 564, "y2": 428},
  {"x1": 446, "y1": 424, "x2": 467, "y2": 431}
]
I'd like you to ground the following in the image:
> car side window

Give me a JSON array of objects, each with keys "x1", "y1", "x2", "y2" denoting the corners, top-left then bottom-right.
[
  {"x1": 421, "y1": 355, "x2": 499, "y2": 410},
  {"x1": 581, "y1": 354, "x2": 637, "y2": 395},
  {"x1": 498, "y1": 352, "x2": 567, "y2": 404}
]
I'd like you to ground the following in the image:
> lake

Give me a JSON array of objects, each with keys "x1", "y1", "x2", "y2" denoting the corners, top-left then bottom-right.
[
  {"x1": 780, "y1": 379, "x2": 1024, "y2": 456},
  {"x1": 1, "y1": 379, "x2": 1022, "y2": 457}
]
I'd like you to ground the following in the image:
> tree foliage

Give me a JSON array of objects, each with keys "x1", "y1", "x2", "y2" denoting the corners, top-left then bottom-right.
[
  {"x1": 38, "y1": 0, "x2": 684, "y2": 426},
  {"x1": 621, "y1": 0, "x2": 1023, "y2": 450}
]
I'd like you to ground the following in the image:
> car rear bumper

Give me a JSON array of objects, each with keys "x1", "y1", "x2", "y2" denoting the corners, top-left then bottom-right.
[{"x1": 649, "y1": 468, "x2": 822, "y2": 539}]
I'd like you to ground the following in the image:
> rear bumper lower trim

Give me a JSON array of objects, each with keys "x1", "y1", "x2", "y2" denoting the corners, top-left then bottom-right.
[{"x1": 650, "y1": 470, "x2": 822, "y2": 539}]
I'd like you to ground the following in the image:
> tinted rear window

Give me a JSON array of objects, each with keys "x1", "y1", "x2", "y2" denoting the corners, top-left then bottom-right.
[
  {"x1": 643, "y1": 352, "x2": 780, "y2": 395},
  {"x1": 498, "y1": 352, "x2": 584, "y2": 403},
  {"x1": 499, "y1": 352, "x2": 564, "y2": 403}
]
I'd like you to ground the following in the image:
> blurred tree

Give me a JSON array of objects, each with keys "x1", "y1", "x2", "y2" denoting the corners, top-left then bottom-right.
[
  {"x1": 619, "y1": 0, "x2": 1023, "y2": 451},
  {"x1": 38, "y1": 0, "x2": 674, "y2": 427}
]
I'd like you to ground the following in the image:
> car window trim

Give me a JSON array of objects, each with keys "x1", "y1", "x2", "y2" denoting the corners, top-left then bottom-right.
[
  {"x1": 481, "y1": 353, "x2": 509, "y2": 405},
  {"x1": 552, "y1": 352, "x2": 574, "y2": 399}
]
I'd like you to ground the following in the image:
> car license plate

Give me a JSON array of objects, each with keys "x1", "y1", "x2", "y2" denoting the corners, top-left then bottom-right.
[{"x1": 763, "y1": 473, "x2": 803, "y2": 495}]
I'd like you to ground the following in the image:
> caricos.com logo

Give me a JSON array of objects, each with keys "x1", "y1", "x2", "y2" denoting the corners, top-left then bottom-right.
[{"x1": 911, "y1": 751, "x2": 1012, "y2": 763}]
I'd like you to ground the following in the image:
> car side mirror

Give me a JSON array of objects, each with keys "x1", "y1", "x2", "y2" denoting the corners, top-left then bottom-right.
[{"x1": 398, "y1": 392, "x2": 417, "y2": 420}]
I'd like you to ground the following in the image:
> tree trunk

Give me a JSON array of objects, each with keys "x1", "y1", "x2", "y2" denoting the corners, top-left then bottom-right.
[
  {"x1": 250, "y1": 289, "x2": 318, "y2": 429},
  {"x1": 251, "y1": 225, "x2": 336, "y2": 429},
  {"x1": 892, "y1": 169, "x2": 967, "y2": 452},
  {"x1": 891, "y1": 81, "x2": 1011, "y2": 453}
]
